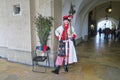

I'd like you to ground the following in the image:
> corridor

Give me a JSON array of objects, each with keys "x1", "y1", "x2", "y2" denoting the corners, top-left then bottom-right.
[{"x1": 0, "y1": 35, "x2": 120, "y2": 80}]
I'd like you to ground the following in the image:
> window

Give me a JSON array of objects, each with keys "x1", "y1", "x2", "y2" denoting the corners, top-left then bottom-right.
[{"x1": 13, "y1": 4, "x2": 21, "y2": 15}]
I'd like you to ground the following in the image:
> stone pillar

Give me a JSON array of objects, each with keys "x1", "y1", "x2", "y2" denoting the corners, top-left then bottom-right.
[
  {"x1": 50, "y1": 0, "x2": 62, "y2": 67},
  {"x1": 30, "y1": 0, "x2": 62, "y2": 67}
]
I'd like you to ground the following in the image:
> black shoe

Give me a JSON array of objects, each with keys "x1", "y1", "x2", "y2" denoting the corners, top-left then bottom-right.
[
  {"x1": 64, "y1": 67, "x2": 68, "y2": 72},
  {"x1": 52, "y1": 65, "x2": 60, "y2": 74},
  {"x1": 64, "y1": 65, "x2": 68, "y2": 72},
  {"x1": 52, "y1": 69, "x2": 59, "y2": 74}
]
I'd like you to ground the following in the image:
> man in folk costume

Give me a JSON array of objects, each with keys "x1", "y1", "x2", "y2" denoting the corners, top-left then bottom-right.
[{"x1": 52, "y1": 15, "x2": 77, "y2": 74}]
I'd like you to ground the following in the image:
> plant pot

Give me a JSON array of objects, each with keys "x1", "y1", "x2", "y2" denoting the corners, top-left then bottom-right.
[{"x1": 36, "y1": 46, "x2": 43, "y2": 51}]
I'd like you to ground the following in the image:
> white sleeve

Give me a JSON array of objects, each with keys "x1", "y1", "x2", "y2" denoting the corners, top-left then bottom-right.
[
  {"x1": 55, "y1": 26, "x2": 62, "y2": 41},
  {"x1": 55, "y1": 27, "x2": 60, "y2": 37}
]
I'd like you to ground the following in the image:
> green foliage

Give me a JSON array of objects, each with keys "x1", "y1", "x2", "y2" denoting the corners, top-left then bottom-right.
[{"x1": 34, "y1": 14, "x2": 53, "y2": 46}]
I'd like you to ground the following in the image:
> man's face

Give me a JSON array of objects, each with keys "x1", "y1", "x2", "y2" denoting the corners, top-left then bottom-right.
[{"x1": 64, "y1": 20, "x2": 69, "y2": 25}]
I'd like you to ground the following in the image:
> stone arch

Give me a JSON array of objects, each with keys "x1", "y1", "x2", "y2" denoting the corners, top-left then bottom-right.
[{"x1": 70, "y1": 0, "x2": 120, "y2": 42}]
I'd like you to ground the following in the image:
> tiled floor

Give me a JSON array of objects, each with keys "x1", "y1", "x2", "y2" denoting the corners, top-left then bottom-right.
[{"x1": 0, "y1": 34, "x2": 120, "y2": 80}]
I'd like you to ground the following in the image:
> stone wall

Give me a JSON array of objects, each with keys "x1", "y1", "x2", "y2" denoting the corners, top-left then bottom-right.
[
  {"x1": 0, "y1": 0, "x2": 31, "y2": 51},
  {"x1": 0, "y1": 0, "x2": 62, "y2": 66},
  {"x1": 0, "y1": 0, "x2": 32, "y2": 65}
]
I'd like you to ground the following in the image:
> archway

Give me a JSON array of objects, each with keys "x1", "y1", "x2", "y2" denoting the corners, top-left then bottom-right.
[
  {"x1": 75, "y1": 0, "x2": 120, "y2": 40},
  {"x1": 62, "y1": 0, "x2": 120, "y2": 41}
]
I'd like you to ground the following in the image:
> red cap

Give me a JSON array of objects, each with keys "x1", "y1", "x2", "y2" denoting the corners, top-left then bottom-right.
[
  {"x1": 63, "y1": 15, "x2": 73, "y2": 21},
  {"x1": 63, "y1": 15, "x2": 71, "y2": 21},
  {"x1": 63, "y1": 15, "x2": 69, "y2": 19}
]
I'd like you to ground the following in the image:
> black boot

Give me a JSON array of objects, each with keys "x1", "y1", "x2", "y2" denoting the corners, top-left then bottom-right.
[
  {"x1": 52, "y1": 66, "x2": 60, "y2": 74},
  {"x1": 64, "y1": 65, "x2": 68, "y2": 72}
]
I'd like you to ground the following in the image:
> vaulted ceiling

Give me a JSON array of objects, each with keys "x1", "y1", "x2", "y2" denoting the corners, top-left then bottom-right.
[{"x1": 77, "y1": 0, "x2": 120, "y2": 21}]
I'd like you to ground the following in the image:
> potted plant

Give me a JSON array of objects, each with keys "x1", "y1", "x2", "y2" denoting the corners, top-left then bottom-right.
[{"x1": 34, "y1": 14, "x2": 53, "y2": 51}]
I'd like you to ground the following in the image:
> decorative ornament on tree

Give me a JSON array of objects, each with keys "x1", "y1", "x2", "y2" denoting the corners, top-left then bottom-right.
[
  {"x1": 69, "y1": 3, "x2": 76, "y2": 16},
  {"x1": 68, "y1": 3, "x2": 76, "y2": 36}
]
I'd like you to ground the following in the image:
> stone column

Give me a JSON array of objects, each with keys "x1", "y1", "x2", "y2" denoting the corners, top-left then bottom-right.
[
  {"x1": 30, "y1": 0, "x2": 62, "y2": 67},
  {"x1": 50, "y1": 0, "x2": 62, "y2": 67}
]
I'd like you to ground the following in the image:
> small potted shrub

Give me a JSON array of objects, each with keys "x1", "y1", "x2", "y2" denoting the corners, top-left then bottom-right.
[{"x1": 34, "y1": 14, "x2": 53, "y2": 51}]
